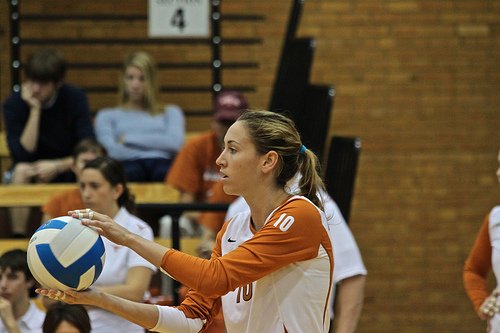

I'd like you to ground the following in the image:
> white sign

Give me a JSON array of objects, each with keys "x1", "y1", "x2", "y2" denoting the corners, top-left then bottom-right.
[{"x1": 149, "y1": 0, "x2": 210, "y2": 37}]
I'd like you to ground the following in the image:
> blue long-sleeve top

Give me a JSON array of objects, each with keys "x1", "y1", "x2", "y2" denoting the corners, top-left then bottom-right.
[
  {"x1": 94, "y1": 105, "x2": 185, "y2": 161},
  {"x1": 2, "y1": 84, "x2": 95, "y2": 164}
]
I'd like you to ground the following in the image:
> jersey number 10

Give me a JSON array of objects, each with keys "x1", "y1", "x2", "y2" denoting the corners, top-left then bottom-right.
[
  {"x1": 236, "y1": 283, "x2": 253, "y2": 303},
  {"x1": 273, "y1": 213, "x2": 295, "y2": 232}
]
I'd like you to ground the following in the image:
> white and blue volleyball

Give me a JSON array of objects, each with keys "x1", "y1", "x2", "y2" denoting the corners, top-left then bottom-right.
[{"x1": 27, "y1": 216, "x2": 106, "y2": 291}]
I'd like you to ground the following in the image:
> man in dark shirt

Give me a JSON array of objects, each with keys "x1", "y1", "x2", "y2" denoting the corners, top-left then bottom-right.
[{"x1": 2, "y1": 48, "x2": 95, "y2": 236}]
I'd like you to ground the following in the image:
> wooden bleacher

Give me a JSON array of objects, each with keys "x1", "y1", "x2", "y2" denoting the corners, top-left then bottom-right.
[
  {"x1": 0, "y1": 182, "x2": 181, "y2": 239},
  {"x1": 0, "y1": 237, "x2": 200, "y2": 256},
  {"x1": 0, "y1": 182, "x2": 179, "y2": 207}
]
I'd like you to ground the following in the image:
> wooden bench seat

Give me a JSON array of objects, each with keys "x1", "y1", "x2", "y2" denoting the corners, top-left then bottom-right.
[
  {"x1": 0, "y1": 237, "x2": 199, "y2": 256},
  {"x1": 0, "y1": 182, "x2": 179, "y2": 207},
  {"x1": 0, "y1": 182, "x2": 180, "y2": 238}
]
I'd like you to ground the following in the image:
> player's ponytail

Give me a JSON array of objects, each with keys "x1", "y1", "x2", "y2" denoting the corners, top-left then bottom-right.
[{"x1": 297, "y1": 147, "x2": 325, "y2": 211}]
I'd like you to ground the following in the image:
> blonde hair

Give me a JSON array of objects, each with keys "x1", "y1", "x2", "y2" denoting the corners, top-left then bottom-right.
[
  {"x1": 118, "y1": 51, "x2": 161, "y2": 114},
  {"x1": 237, "y1": 110, "x2": 325, "y2": 210}
]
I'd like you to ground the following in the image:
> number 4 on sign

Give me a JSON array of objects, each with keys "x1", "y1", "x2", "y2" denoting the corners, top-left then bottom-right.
[
  {"x1": 149, "y1": 0, "x2": 210, "y2": 37},
  {"x1": 171, "y1": 8, "x2": 186, "y2": 31}
]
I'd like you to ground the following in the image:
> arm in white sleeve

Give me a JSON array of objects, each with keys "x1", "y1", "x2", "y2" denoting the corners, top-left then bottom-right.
[{"x1": 150, "y1": 305, "x2": 205, "y2": 333}]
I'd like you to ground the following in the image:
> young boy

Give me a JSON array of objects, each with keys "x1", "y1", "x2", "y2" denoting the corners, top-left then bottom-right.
[{"x1": 0, "y1": 249, "x2": 45, "y2": 333}]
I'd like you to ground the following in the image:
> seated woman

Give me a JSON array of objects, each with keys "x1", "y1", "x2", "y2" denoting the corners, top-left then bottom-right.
[
  {"x1": 95, "y1": 51, "x2": 185, "y2": 181},
  {"x1": 43, "y1": 156, "x2": 157, "y2": 333}
]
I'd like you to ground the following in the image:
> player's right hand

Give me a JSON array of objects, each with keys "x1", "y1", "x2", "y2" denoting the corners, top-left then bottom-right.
[{"x1": 69, "y1": 209, "x2": 131, "y2": 246}]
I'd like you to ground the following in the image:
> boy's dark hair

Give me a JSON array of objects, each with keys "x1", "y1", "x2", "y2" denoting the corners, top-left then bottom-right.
[
  {"x1": 0, "y1": 249, "x2": 33, "y2": 281},
  {"x1": 72, "y1": 138, "x2": 107, "y2": 160},
  {"x1": 25, "y1": 48, "x2": 67, "y2": 83}
]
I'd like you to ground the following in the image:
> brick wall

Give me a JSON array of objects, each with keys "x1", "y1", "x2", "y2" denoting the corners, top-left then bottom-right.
[{"x1": 1, "y1": 1, "x2": 499, "y2": 331}]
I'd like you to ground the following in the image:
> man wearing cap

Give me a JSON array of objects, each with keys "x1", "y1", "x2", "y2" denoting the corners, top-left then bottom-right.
[{"x1": 164, "y1": 91, "x2": 248, "y2": 237}]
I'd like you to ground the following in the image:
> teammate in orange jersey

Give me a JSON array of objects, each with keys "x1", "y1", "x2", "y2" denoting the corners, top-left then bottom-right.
[
  {"x1": 38, "y1": 110, "x2": 334, "y2": 333},
  {"x1": 463, "y1": 149, "x2": 500, "y2": 331}
]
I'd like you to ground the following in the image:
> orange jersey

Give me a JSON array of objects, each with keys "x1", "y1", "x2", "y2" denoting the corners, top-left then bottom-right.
[
  {"x1": 158, "y1": 196, "x2": 334, "y2": 333},
  {"x1": 166, "y1": 131, "x2": 222, "y2": 202},
  {"x1": 42, "y1": 188, "x2": 85, "y2": 219}
]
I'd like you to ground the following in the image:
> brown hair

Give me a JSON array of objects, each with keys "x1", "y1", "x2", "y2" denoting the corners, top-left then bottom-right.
[
  {"x1": 43, "y1": 303, "x2": 91, "y2": 333},
  {"x1": 237, "y1": 110, "x2": 325, "y2": 210},
  {"x1": 72, "y1": 138, "x2": 107, "y2": 160},
  {"x1": 25, "y1": 48, "x2": 66, "y2": 83},
  {"x1": 82, "y1": 156, "x2": 136, "y2": 213}
]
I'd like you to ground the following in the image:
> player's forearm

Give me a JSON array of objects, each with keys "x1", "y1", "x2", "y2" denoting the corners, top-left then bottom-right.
[
  {"x1": 97, "y1": 284, "x2": 147, "y2": 303},
  {"x1": 125, "y1": 232, "x2": 171, "y2": 268},
  {"x1": 334, "y1": 275, "x2": 366, "y2": 333},
  {"x1": 96, "y1": 291, "x2": 159, "y2": 330}
]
